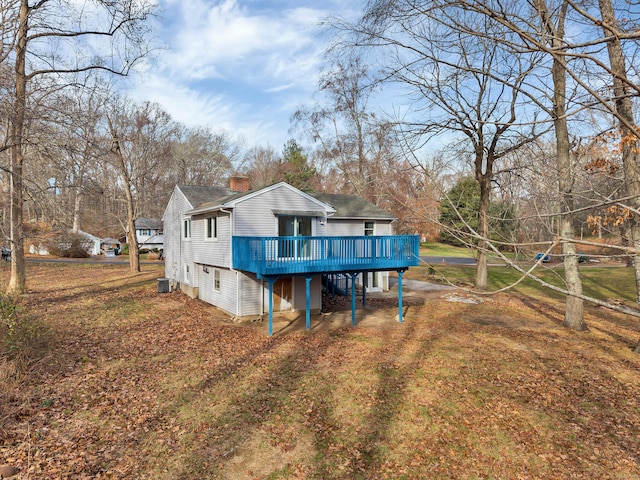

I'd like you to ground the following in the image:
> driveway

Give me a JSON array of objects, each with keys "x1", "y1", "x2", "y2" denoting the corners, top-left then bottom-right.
[
  {"x1": 25, "y1": 255, "x2": 163, "y2": 265},
  {"x1": 420, "y1": 256, "x2": 476, "y2": 265}
]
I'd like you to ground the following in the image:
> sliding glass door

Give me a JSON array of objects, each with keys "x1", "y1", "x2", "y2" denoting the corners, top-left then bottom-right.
[{"x1": 278, "y1": 215, "x2": 311, "y2": 258}]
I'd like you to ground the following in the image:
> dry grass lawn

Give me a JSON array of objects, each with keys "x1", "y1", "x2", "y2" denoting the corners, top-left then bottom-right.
[{"x1": 1, "y1": 262, "x2": 639, "y2": 479}]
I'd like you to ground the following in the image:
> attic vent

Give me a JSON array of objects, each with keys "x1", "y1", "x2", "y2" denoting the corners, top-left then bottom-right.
[{"x1": 229, "y1": 175, "x2": 249, "y2": 193}]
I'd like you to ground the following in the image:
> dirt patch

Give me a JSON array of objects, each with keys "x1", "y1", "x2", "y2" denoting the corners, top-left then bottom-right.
[{"x1": 241, "y1": 291, "x2": 428, "y2": 334}]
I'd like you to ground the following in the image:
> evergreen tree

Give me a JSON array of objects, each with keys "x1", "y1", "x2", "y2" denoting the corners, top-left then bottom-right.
[
  {"x1": 439, "y1": 177, "x2": 514, "y2": 248},
  {"x1": 282, "y1": 139, "x2": 316, "y2": 191}
]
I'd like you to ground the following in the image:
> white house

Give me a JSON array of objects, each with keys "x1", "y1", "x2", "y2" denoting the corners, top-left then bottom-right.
[
  {"x1": 162, "y1": 180, "x2": 419, "y2": 334},
  {"x1": 28, "y1": 229, "x2": 101, "y2": 256},
  {"x1": 134, "y1": 218, "x2": 164, "y2": 251}
]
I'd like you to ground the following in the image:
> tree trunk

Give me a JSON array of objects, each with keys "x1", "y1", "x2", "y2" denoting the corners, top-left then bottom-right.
[
  {"x1": 108, "y1": 116, "x2": 140, "y2": 273},
  {"x1": 475, "y1": 173, "x2": 490, "y2": 290},
  {"x1": 553, "y1": 65, "x2": 586, "y2": 330},
  {"x1": 598, "y1": 0, "x2": 640, "y2": 350},
  {"x1": 549, "y1": 5, "x2": 587, "y2": 331},
  {"x1": 598, "y1": 0, "x2": 640, "y2": 305},
  {"x1": 7, "y1": 0, "x2": 29, "y2": 294},
  {"x1": 124, "y1": 190, "x2": 140, "y2": 273},
  {"x1": 72, "y1": 186, "x2": 83, "y2": 234}
]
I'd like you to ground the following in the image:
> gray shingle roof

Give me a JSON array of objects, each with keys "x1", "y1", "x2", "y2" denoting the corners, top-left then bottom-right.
[
  {"x1": 178, "y1": 185, "x2": 237, "y2": 209},
  {"x1": 309, "y1": 193, "x2": 395, "y2": 220},
  {"x1": 135, "y1": 217, "x2": 163, "y2": 229}
]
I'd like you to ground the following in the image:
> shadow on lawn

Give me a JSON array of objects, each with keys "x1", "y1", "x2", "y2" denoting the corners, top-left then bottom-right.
[
  {"x1": 309, "y1": 320, "x2": 429, "y2": 478},
  {"x1": 155, "y1": 317, "x2": 432, "y2": 478},
  {"x1": 25, "y1": 271, "x2": 158, "y2": 308},
  {"x1": 161, "y1": 331, "x2": 340, "y2": 476},
  {"x1": 517, "y1": 287, "x2": 640, "y2": 351}
]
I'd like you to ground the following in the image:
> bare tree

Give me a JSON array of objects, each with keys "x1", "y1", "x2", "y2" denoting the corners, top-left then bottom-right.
[
  {"x1": 330, "y1": 2, "x2": 544, "y2": 289},
  {"x1": 537, "y1": 0, "x2": 587, "y2": 330},
  {"x1": 106, "y1": 98, "x2": 176, "y2": 273},
  {"x1": 242, "y1": 145, "x2": 283, "y2": 190},
  {"x1": 171, "y1": 126, "x2": 239, "y2": 189},
  {"x1": 42, "y1": 80, "x2": 111, "y2": 234},
  {"x1": 292, "y1": 57, "x2": 400, "y2": 203},
  {"x1": 592, "y1": 0, "x2": 640, "y2": 350},
  {"x1": 327, "y1": 0, "x2": 595, "y2": 327},
  {"x1": 3, "y1": 0, "x2": 154, "y2": 292}
]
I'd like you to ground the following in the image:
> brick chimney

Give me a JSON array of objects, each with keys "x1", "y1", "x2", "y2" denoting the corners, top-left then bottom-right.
[{"x1": 229, "y1": 175, "x2": 249, "y2": 192}]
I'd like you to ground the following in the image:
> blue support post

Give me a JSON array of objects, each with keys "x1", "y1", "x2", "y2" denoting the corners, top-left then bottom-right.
[
  {"x1": 362, "y1": 273, "x2": 367, "y2": 308},
  {"x1": 305, "y1": 275, "x2": 312, "y2": 331},
  {"x1": 350, "y1": 273, "x2": 357, "y2": 326},
  {"x1": 397, "y1": 269, "x2": 404, "y2": 323},
  {"x1": 267, "y1": 278, "x2": 276, "y2": 336}
]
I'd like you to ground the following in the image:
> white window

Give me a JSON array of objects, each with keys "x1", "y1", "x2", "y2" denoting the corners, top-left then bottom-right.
[
  {"x1": 183, "y1": 264, "x2": 190, "y2": 284},
  {"x1": 213, "y1": 269, "x2": 221, "y2": 292},
  {"x1": 183, "y1": 219, "x2": 191, "y2": 239},
  {"x1": 206, "y1": 216, "x2": 217, "y2": 240},
  {"x1": 364, "y1": 221, "x2": 374, "y2": 236}
]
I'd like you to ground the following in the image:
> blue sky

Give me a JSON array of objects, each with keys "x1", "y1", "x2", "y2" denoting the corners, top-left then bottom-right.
[{"x1": 129, "y1": 0, "x2": 364, "y2": 150}]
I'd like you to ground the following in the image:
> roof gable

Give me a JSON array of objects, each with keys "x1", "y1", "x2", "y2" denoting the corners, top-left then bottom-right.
[
  {"x1": 222, "y1": 182, "x2": 335, "y2": 213},
  {"x1": 186, "y1": 182, "x2": 337, "y2": 215}
]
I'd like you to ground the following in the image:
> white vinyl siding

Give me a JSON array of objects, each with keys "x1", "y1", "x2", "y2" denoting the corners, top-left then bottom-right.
[
  {"x1": 326, "y1": 219, "x2": 393, "y2": 236},
  {"x1": 197, "y1": 269, "x2": 263, "y2": 317},
  {"x1": 239, "y1": 273, "x2": 265, "y2": 317},
  {"x1": 163, "y1": 188, "x2": 194, "y2": 283},
  {"x1": 197, "y1": 266, "x2": 238, "y2": 315},
  {"x1": 233, "y1": 185, "x2": 327, "y2": 236},
  {"x1": 292, "y1": 276, "x2": 322, "y2": 311},
  {"x1": 191, "y1": 212, "x2": 232, "y2": 268}
]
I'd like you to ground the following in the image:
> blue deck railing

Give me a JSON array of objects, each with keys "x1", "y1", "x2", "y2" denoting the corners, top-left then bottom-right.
[{"x1": 232, "y1": 235, "x2": 420, "y2": 277}]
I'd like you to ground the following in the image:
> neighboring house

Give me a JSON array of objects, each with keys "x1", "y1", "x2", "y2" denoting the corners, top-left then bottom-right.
[
  {"x1": 79, "y1": 230, "x2": 102, "y2": 255},
  {"x1": 101, "y1": 237, "x2": 122, "y2": 256},
  {"x1": 134, "y1": 218, "x2": 164, "y2": 251},
  {"x1": 163, "y1": 180, "x2": 419, "y2": 335},
  {"x1": 29, "y1": 229, "x2": 101, "y2": 256}
]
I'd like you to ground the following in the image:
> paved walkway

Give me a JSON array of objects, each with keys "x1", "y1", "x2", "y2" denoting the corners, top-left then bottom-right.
[{"x1": 388, "y1": 277, "x2": 455, "y2": 292}]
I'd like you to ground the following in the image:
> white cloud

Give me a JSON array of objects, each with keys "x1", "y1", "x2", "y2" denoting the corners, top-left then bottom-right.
[
  {"x1": 129, "y1": 68, "x2": 289, "y2": 148},
  {"x1": 264, "y1": 84, "x2": 294, "y2": 93},
  {"x1": 159, "y1": 0, "x2": 324, "y2": 84},
  {"x1": 129, "y1": 0, "x2": 364, "y2": 148}
]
